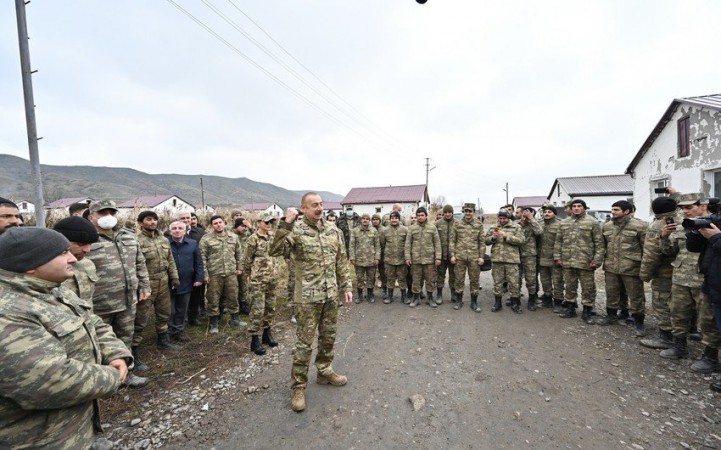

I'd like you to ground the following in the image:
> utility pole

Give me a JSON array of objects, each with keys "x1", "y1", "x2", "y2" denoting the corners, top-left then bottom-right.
[
  {"x1": 200, "y1": 177, "x2": 205, "y2": 211},
  {"x1": 424, "y1": 157, "x2": 435, "y2": 207},
  {"x1": 15, "y1": 0, "x2": 46, "y2": 227},
  {"x1": 503, "y1": 182, "x2": 509, "y2": 206}
]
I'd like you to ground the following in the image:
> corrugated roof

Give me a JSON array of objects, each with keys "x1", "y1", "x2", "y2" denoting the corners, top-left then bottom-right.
[
  {"x1": 45, "y1": 197, "x2": 93, "y2": 208},
  {"x1": 513, "y1": 196, "x2": 548, "y2": 208},
  {"x1": 239, "y1": 202, "x2": 276, "y2": 211},
  {"x1": 324, "y1": 201, "x2": 343, "y2": 210},
  {"x1": 549, "y1": 175, "x2": 633, "y2": 198},
  {"x1": 117, "y1": 195, "x2": 176, "y2": 208},
  {"x1": 342, "y1": 184, "x2": 428, "y2": 204}
]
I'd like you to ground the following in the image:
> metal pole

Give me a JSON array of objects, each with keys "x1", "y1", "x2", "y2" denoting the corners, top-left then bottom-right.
[
  {"x1": 200, "y1": 177, "x2": 205, "y2": 211},
  {"x1": 15, "y1": 0, "x2": 46, "y2": 227},
  {"x1": 505, "y1": 182, "x2": 509, "y2": 205}
]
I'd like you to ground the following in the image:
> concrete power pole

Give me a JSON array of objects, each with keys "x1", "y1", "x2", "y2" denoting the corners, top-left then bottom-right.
[
  {"x1": 425, "y1": 157, "x2": 435, "y2": 207},
  {"x1": 15, "y1": 0, "x2": 46, "y2": 228}
]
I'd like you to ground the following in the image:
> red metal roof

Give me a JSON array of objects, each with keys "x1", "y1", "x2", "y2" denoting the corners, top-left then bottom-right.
[
  {"x1": 45, "y1": 197, "x2": 93, "y2": 208},
  {"x1": 117, "y1": 195, "x2": 177, "y2": 208},
  {"x1": 513, "y1": 196, "x2": 548, "y2": 208},
  {"x1": 342, "y1": 185, "x2": 428, "y2": 204},
  {"x1": 239, "y1": 202, "x2": 276, "y2": 211}
]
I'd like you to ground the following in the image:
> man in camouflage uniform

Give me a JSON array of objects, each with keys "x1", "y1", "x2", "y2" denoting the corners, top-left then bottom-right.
[
  {"x1": 233, "y1": 217, "x2": 253, "y2": 315},
  {"x1": 451, "y1": 203, "x2": 486, "y2": 312},
  {"x1": 134, "y1": 211, "x2": 181, "y2": 353},
  {"x1": 337, "y1": 207, "x2": 360, "y2": 256},
  {"x1": 0, "y1": 197, "x2": 21, "y2": 234},
  {"x1": 518, "y1": 207, "x2": 543, "y2": 311},
  {"x1": 350, "y1": 213, "x2": 380, "y2": 302},
  {"x1": 380, "y1": 211, "x2": 409, "y2": 304},
  {"x1": 538, "y1": 205, "x2": 565, "y2": 311},
  {"x1": 405, "y1": 207, "x2": 441, "y2": 308},
  {"x1": 639, "y1": 196, "x2": 678, "y2": 349},
  {"x1": 371, "y1": 214, "x2": 388, "y2": 300},
  {"x1": 244, "y1": 214, "x2": 280, "y2": 356},
  {"x1": 382, "y1": 203, "x2": 407, "y2": 227},
  {"x1": 486, "y1": 210, "x2": 524, "y2": 313},
  {"x1": 659, "y1": 193, "x2": 721, "y2": 373},
  {"x1": 553, "y1": 199, "x2": 605, "y2": 323},
  {"x1": 596, "y1": 201, "x2": 648, "y2": 336},
  {"x1": 269, "y1": 192, "x2": 353, "y2": 413},
  {"x1": 200, "y1": 215, "x2": 246, "y2": 334},
  {"x1": 0, "y1": 227, "x2": 132, "y2": 449},
  {"x1": 54, "y1": 216, "x2": 100, "y2": 303},
  {"x1": 435, "y1": 204, "x2": 457, "y2": 304},
  {"x1": 86, "y1": 200, "x2": 150, "y2": 387}
]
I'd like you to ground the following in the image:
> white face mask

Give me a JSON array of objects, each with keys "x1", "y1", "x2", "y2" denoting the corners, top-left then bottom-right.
[{"x1": 97, "y1": 215, "x2": 118, "y2": 230}]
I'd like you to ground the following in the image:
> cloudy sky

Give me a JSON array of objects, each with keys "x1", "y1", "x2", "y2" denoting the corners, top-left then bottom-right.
[{"x1": 1, "y1": 1, "x2": 720, "y2": 211}]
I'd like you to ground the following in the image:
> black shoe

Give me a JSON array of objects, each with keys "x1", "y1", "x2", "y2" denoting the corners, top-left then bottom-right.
[
  {"x1": 470, "y1": 294, "x2": 481, "y2": 313},
  {"x1": 131, "y1": 346, "x2": 148, "y2": 372},
  {"x1": 239, "y1": 301, "x2": 251, "y2": 315},
  {"x1": 660, "y1": 336, "x2": 689, "y2": 360},
  {"x1": 401, "y1": 289, "x2": 409, "y2": 304},
  {"x1": 355, "y1": 289, "x2": 363, "y2": 304},
  {"x1": 690, "y1": 346, "x2": 720, "y2": 374},
  {"x1": 640, "y1": 330, "x2": 674, "y2": 349},
  {"x1": 689, "y1": 330, "x2": 703, "y2": 342},
  {"x1": 711, "y1": 382, "x2": 721, "y2": 393},
  {"x1": 382, "y1": 288, "x2": 388, "y2": 300},
  {"x1": 384, "y1": 288, "x2": 394, "y2": 304},
  {"x1": 453, "y1": 292, "x2": 463, "y2": 310},
  {"x1": 581, "y1": 306, "x2": 594, "y2": 324},
  {"x1": 491, "y1": 296, "x2": 503, "y2": 312},
  {"x1": 541, "y1": 295, "x2": 553, "y2": 308},
  {"x1": 632, "y1": 313, "x2": 646, "y2": 337},
  {"x1": 616, "y1": 308, "x2": 630, "y2": 321},
  {"x1": 367, "y1": 288, "x2": 375, "y2": 303},
  {"x1": 209, "y1": 316, "x2": 220, "y2": 334},
  {"x1": 420, "y1": 292, "x2": 426, "y2": 300},
  {"x1": 427, "y1": 292, "x2": 437, "y2": 308},
  {"x1": 450, "y1": 289, "x2": 457, "y2": 303},
  {"x1": 188, "y1": 317, "x2": 201, "y2": 327},
  {"x1": 262, "y1": 327, "x2": 278, "y2": 347},
  {"x1": 251, "y1": 335, "x2": 266, "y2": 356},
  {"x1": 559, "y1": 303, "x2": 577, "y2": 318},
  {"x1": 596, "y1": 307, "x2": 619, "y2": 326},
  {"x1": 505, "y1": 299, "x2": 512, "y2": 307},
  {"x1": 552, "y1": 298, "x2": 563, "y2": 313},
  {"x1": 510, "y1": 297, "x2": 522, "y2": 314},
  {"x1": 409, "y1": 293, "x2": 420, "y2": 308},
  {"x1": 527, "y1": 294, "x2": 537, "y2": 311},
  {"x1": 157, "y1": 332, "x2": 181, "y2": 351}
]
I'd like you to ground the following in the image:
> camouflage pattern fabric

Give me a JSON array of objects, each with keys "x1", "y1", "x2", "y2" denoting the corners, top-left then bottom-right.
[
  {"x1": 199, "y1": 231, "x2": 242, "y2": 278},
  {"x1": 602, "y1": 216, "x2": 647, "y2": 276},
  {"x1": 205, "y1": 275, "x2": 239, "y2": 316},
  {"x1": 639, "y1": 215, "x2": 676, "y2": 331},
  {"x1": 381, "y1": 213, "x2": 407, "y2": 227},
  {"x1": 137, "y1": 229, "x2": 179, "y2": 283},
  {"x1": 450, "y1": 217, "x2": 486, "y2": 296},
  {"x1": 604, "y1": 272, "x2": 645, "y2": 313},
  {"x1": 380, "y1": 223, "x2": 408, "y2": 266},
  {"x1": 291, "y1": 300, "x2": 338, "y2": 388},
  {"x1": 62, "y1": 257, "x2": 98, "y2": 302},
  {"x1": 453, "y1": 258, "x2": 481, "y2": 295},
  {"x1": 539, "y1": 217, "x2": 562, "y2": 267},
  {"x1": 492, "y1": 262, "x2": 520, "y2": 297},
  {"x1": 411, "y1": 263, "x2": 436, "y2": 294},
  {"x1": 520, "y1": 255, "x2": 539, "y2": 296},
  {"x1": 243, "y1": 232, "x2": 279, "y2": 334},
  {"x1": 553, "y1": 212, "x2": 605, "y2": 270},
  {"x1": 435, "y1": 217, "x2": 456, "y2": 260},
  {"x1": 336, "y1": 213, "x2": 360, "y2": 255},
  {"x1": 660, "y1": 227, "x2": 704, "y2": 288},
  {"x1": 98, "y1": 302, "x2": 137, "y2": 349},
  {"x1": 519, "y1": 219, "x2": 543, "y2": 257},
  {"x1": 405, "y1": 222, "x2": 441, "y2": 265},
  {"x1": 349, "y1": 225, "x2": 380, "y2": 266},
  {"x1": 484, "y1": 221, "x2": 523, "y2": 264},
  {"x1": 562, "y1": 268, "x2": 596, "y2": 306},
  {"x1": 132, "y1": 277, "x2": 171, "y2": 345},
  {"x1": 355, "y1": 265, "x2": 375, "y2": 290},
  {"x1": 539, "y1": 265, "x2": 564, "y2": 299},
  {"x1": 385, "y1": 264, "x2": 408, "y2": 289},
  {"x1": 670, "y1": 285, "x2": 721, "y2": 347}
]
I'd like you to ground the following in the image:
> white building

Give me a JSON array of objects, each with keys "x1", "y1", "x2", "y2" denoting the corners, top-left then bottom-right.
[
  {"x1": 341, "y1": 184, "x2": 429, "y2": 218},
  {"x1": 547, "y1": 175, "x2": 633, "y2": 212},
  {"x1": 117, "y1": 195, "x2": 195, "y2": 218},
  {"x1": 15, "y1": 200, "x2": 35, "y2": 215},
  {"x1": 239, "y1": 202, "x2": 283, "y2": 217},
  {"x1": 626, "y1": 94, "x2": 721, "y2": 220}
]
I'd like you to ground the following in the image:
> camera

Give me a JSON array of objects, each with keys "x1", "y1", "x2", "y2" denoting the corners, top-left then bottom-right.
[{"x1": 682, "y1": 198, "x2": 721, "y2": 231}]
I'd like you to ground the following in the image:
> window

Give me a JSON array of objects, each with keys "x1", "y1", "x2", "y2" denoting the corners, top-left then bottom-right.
[
  {"x1": 678, "y1": 116, "x2": 690, "y2": 158},
  {"x1": 375, "y1": 207, "x2": 382, "y2": 213},
  {"x1": 172, "y1": 199, "x2": 177, "y2": 207},
  {"x1": 652, "y1": 179, "x2": 670, "y2": 199}
]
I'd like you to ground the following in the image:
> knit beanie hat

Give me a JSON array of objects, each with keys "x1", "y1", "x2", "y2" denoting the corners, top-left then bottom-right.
[
  {"x1": 54, "y1": 217, "x2": 99, "y2": 244},
  {"x1": 442, "y1": 205, "x2": 454, "y2": 213},
  {"x1": 137, "y1": 210, "x2": 159, "y2": 222},
  {"x1": 0, "y1": 227, "x2": 70, "y2": 273},
  {"x1": 234, "y1": 218, "x2": 246, "y2": 228},
  {"x1": 652, "y1": 197, "x2": 677, "y2": 215},
  {"x1": 416, "y1": 207, "x2": 427, "y2": 215}
]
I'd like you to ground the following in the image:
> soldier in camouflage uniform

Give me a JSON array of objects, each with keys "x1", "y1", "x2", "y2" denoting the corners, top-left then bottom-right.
[
  {"x1": 486, "y1": 210, "x2": 524, "y2": 313},
  {"x1": 596, "y1": 201, "x2": 648, "y2": 335},
  {"x1": 435, "y1": 204, "x2": 457, "y2": 304},
  {"x1": 372, "y1": 214, "x2": 388, "y2": 299},
  {"x1": 518, "y1": 208, "x2": 543, "y2": 310},
  {"x1": 381, "y1": 203, "x2": 407, "y2": 227},
  {"x1": 200, "y1": 215, "x2": 246, "y2": 333},
  {"x1": 134, "y1": 211, "x2": 181, "y2": 352},
  {"x1": 337, "y1": 207, "x2": 360, "y2": 256},
  {"x1": 450, "y1": 203, "x2": 486, "y2": 312},
  {"x1": 639, "y1": 196, "x2": 678, "y2": 349},
  {"x1": 659, "y1": 193, "x2": 721, "y2": 373},
  {"x1": 538, "y1": 205, "x2": 565, "y2": 311},
  {"x1": 553, "y1": 199, "x2": 605, "y2": 323},
  {"x1": 54, "y1": 217, "x2": 100, "y2": 303},
  {"x1": 380, "y1": 211, "x2": 409, "y2": 303},
  {"x1": 233, "y1": 217, "x2": 253, "y2": 315},
  {"x1": 0, "y1": 227, "x2": 132, "y2": 449},
  {"x1": 350, "y1": 213, "x2": 381, "y2": 302},
  {"x1": 269, "y1": 193, "x2": 353, "y2": 413},
  {"x1": 405, "y1": 207, "x2": 442, "y2": 308}
]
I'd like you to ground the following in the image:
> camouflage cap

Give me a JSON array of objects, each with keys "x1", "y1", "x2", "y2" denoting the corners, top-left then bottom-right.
[
  {"x1": 442, "y1": 204, "x2": 454, "y2": 213},
  {"x1": 88, "y1": 199, "x2": 118, "y2": 213},
  {"x1": 258, "y1": 213, "x2": 276, "y2": 223},
  {"x1": 372, "y1": 214, "x2": 381, "y2": 220},
  {"x1": 676, "y1": 193, "x2": 702, "y2": 206},
  {"x1": 462, "y1": 203, "x2": 476, "y2": 212}
]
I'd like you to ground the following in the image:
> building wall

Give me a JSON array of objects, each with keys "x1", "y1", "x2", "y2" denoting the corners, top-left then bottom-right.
[
  {"x1": 548, "y1": 190, "x2": 630, "y2": 212},
  {"x1": 17, "y1": 201, "x2": 35, "y2": 214},
  {"x1": 154, "y1": 197, "x2": 196, "y2": 216}
]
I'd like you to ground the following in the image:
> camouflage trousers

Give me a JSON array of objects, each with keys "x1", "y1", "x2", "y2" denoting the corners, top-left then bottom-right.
[
  {"x1": 286, "y1": 258, "x2": 295, "y2": 305},
  {"x1": 492, "y1": 262, "x2": 520, "y2": 297},
  {"x1": 133, "y1": 277, "x2": 171, "y2": 346},
  {"x1": 292, "y1": 299, "x2": 339, "y2": 388},
  {"x1": 454, "y1": 258, "x2": 480, "y2": 295},
  {"x1": 436, "y1": 259, "x2": 456, "y2": 292},
  {"x1": 384, "y1": 263, "x2": 408, "y2": 289},
  {"x1": 237, "y1": 273, "x2": 248, "y2": 303},
  {"x1": 651, "y1": 289, "x2": 672, "y2": 331},
  {"x1": 539, "y1": 265, "x2": 564, "y2": 299},
  {"x1": 99, "y1": 299, "x2": 137, "y2": 350},
  {"x1": 670, "y1": 284, "x2": 721, "y2": 348},
  {"x1": 411, "y1": 264, "x2": 436, "y2": 294},
  {"x1": 519, "y1": 256, "x2": 538, "y2": 295},
  {"x1": 355, "y1": 265, "x2": 375, "y2": 289},
  {"x1": 604, "y1": 272, "x2": 645, "y2": 314},
  {"x1": 376, "y1": 261, "x2": 387, "y2": 288},
  {"x1": 206, "y1": 274, "x2": 239, "y2": 316},
  {"x1": 248, "y1": 280, "x2": 277, "y2": 334},
  {"x1": 563, "y1": 268, "x2": 596, "y2": 306}
]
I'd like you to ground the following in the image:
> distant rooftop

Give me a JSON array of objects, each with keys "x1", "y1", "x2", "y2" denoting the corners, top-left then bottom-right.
[
  {"x1": 117, "y1": 195, "x2": 182, "y2": 208},
  {"x1": 45, "y1": 197, "x2": 93, "y2": 209},
  {"x1": 239, "y1": 202, "x2": 276, "y2": 211},
  {"x1": 550, "y1": 175, "x2": 633, "y2": 198},
  {"x1": 342, "y1": 184, "x2": 428, "y2": 204},
  {"x1": 513, "y1": 196, "x2": 548, "y2": 208}
]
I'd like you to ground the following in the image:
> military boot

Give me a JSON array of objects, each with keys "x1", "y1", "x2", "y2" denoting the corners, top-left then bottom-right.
[
  {"x1": 453, "y1": 292, "x2": 464, "y2": 310},
  {"x1": 541, "y1": 294, "x2": 553, "y2": 308},
  {"x1": 552, "y1": 298, "x2": 564, "y2": 313},
  {"x1": 131, "y1": 346, "x2": 148, "y2": 372},
  {"x1": 581, "y1": 305, "x2": 594, "y2": 324},
  {"x1": 251, "y1": 335, "x2": 266, "y2": 356},
  {"x1": 632, "y1": 313, "x2": 646, "y2": 337},
  {"x1": 559, "y1": 302, "x2": 577, "y2": 318},
  {"x1": 401, "y1": 289, "x2": 409, "y2": 304},
  {"x1": 711, "y1": 381, "x2": 721, "y2": 393},
  {"x1": 230, "y1": 313, "x2": 247, "y2": 328},
  {"x1": 367, "y1": 288, "x2": 375, "y2": 303},
  {"x1": 505, "y1": 298, "x2": 512, "y2": 307},
  {"x1": 491, "y1": 295, "x2": 503, "y2": 312},
  {"x1": 690, "y1": 346, "x2": 720, "y2": 374},
  {"x1": 291, "y1": 387, "x2": 305, "y2": 412},
  {"x1": 384, "y1": 288, "x2": 394, "y2": 304},
  {"x1": 596, "y1": 307, "x2": 619, "y2": 326},
  {"x1": 317, "y1": 371, "x2": 348, "y2": 386},
  {"x1": 689, "y1": 324, "x2": 703, "y2": 342},
  {"x1": 450, "y1": 289, "x2": 457, "y2": 303},
  {"x1": 382, "y1": 287, "x2": 388, "y2": 300},
  {"x1": 262, "y1": 326, "x2": 278, "y2": 347},
  {"x1": 355, "y1": 288, "x2": 363, "y2": 304},
  {"x1": 470, "y1": 294, "x2": 481, "y2": 313},
  {"x1": 239, "y1": 298, "x2": 251, "y2": 315},
  {"x1": 660, "y1": 336, "x2": 689, "y2": 359},
  {"x1": 527, "y1": 294, "x2": 538, "y2": 311},
  {"x1": 126, "y1": 373, "x2": 150, "y2": 389},
  {"x1": 409, "y1": 293, "x2": 420, "y2": 308},
  {"x1": 209, "y1": 316, "x2": 220, "y2": 334},
  {"x1": 427, "y1": 292, "x2": 438, "y2": 308},
  {"x1": 510, "y1": 297, "x2": 522, "y2": 314},
  {"x1": 616, "y1": 308, "x2": 632, "y2": 324},
  {"x1": 640, "y1": 329, "x2": 674, "y2": 349},
  {"x1": 435, "y1": 288, "x2": 443, "y2": 305},
  {"x1": 157, "y1": 332, "x2": 181, "y2": 351}
]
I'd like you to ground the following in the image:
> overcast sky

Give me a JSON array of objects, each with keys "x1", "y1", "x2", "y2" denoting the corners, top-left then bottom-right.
[{"x1": 1, "y1": 1, "x2": 720, "y2": 211}]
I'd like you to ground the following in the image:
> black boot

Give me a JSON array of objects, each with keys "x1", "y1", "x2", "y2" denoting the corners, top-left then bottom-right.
[
  {"x1": 262, "y1": 326, "x2": 278, "y2": 347},
  {"x1": 437, "y1": 287, "x2": 443, "y2": 300},
  {"x1": 131, "y1": 346, "x2": 148, "y2": 372},
  {"x1": 239, "y1": 299, "x2": 251, "y2": 315},
  {"x1": 382, "y1": 287, "x2": 388, "y2": 300},
  {"x1": 689, "y1": 323, "x2": 703, "y2": 342},
  {"x1": 541, "y1": 294, "x2": 553, "y2": 308},
  {"x1": 491, "y1": 296, "x2": 503, "y2": 312},
  {"x1": 450, "y1": 289, "x2": 457, "y2": 303},
  {"x1": 384, "y1": 288, "x2": 394, "y2": 304},
  {"x1": 420, "y1": 292, "x2": 426, "y2": 300},
  {"x1": 596, "y1": 307, "x2": 619, "y2": 326},
  {"x1": 470, "y1": 294, "x2": 481, "y2": 313},
  {"x1": 230, "y1": 313, "x2": 246, "y2": 327},
  {"x1": 367, "y1": 288, "x2": 375, "y2": 303},
  {"x1": 401, "y1": 289, "x2": 409, "y2": 304},
  {"x1": 510, "y1": 297, "x2": 522, "y2": 314},
  {"x1": 660, "y1": 336, "x2": 689, "y2": 359},
  {"x1": 559, "y1": 302, "x2": 577, "y2": 318},
  {"x1": 640, "y1": 329, "x2": 674, "y2": 349},
  {"x1": 355, "y1": 288, "x2": 363, "y2": 304},
  {"x1": 632, "y1": 313, "x2": 646, "y2": 337},
  {"x1": 209, "y1": 315, "x2": 220, "y2": 334},
  {"x1": 409, "y1": 293, "x2": 420, "y2": 308},
  {"x1": 453, "y1": 292, "x2": 464, "y2": 310},
  {"x1": 552, "y1": 298, "x2": 563, "y2": 313},
  {"x1": 157, "y1": 332, "x2": 181, "y2": 351},
  {"x1": 617, "y1": 308, "x2": 632, "y2": 324},
  {"x1": 581, "y1": 305, "x2": 594, "y2": 324},
  {"x1": 711, "y1": 381, "x2": 721, "y2": 393},
  {"x1": 505, "y1": 298, "x2": 512, "y2": 306},
  {"x1": 690, "y1": 346, "x2": 720, "y2": 374},
  {"x1": 527, "y1": 294, "x2": 537, "y2": 311},
  {"x1": 427, "y1": 292, "x2": 437, "y2": 308},
  {"x1": 251, "y1": 335, "x2": 266, "y2": 356}
]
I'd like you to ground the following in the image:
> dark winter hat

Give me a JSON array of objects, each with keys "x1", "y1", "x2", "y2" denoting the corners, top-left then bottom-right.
[
  {"x1": 416, "y1": 207, "x2": 427, "y2": 215},
  {"x1": 137, "y1": 211, "x2": 159, "y2": 222},
  {"x1": 234, "y1": 218, "x2": 247, "y2": 228},
  {"x1": 0, "y1": 197, "x2": 18, "y2": 208},
  {"x1": 326, "y1": 211, "x2": 337, "y2": 217},
  {"x1": 651, "y1": 197, "x2": 677, "y2": 215},
  {"x1": 390, "y1": 211, "x2": 401, "y2": 219},
  {"x1": 54, "y1": 217, "x2": 99, "y2": 244},
  {"x1": 498, "y1": 210, "x2": 513, "y2": 219},
  {"x1": 570, "y1": 199, "x2": 588, "y2": 209},
  {"x1": 442, "y1": 204, "x2": 454, "y2": 213},
  {"x1": 0, "y1": 227, "x2": 70, "y2": 273}
]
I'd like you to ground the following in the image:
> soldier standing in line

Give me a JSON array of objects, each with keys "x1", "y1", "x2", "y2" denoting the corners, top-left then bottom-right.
[
  {"x1": 371, "y1": 214, "x2": 388, "y2": 300},
  {"x1": 486, "y1": 210, "x2": 524, "y2": 313},
  {"x1": 405, "y1": 207, "x2": 441, "y2": 308},
  {"x1": 450, "y1": 203, "x2": 486, "y2": 312},
  {"x1": 553, "y1": 199, "x2": 605, "y2": 323},
  {"x1": 639, "y1": 196, "x2": 678, "y2": 349},
  {"x1": 595, "y1": 201, "x2": 648, "y2": 336},
  {"x1": 382, "y1": 203, "x2": 407, "y2": 227},
  {"x1": 337, "y1": 207, "x2": 360, "y2": 256},
  {"x1": 380, "y1": 211, "x2": 409, "y2": 304},
  {"x1": 86, "y1": 200, "x2": 150, "y2": 388},
  {"x1": 134, "y1": 211, "x2": 181, "y2": 353},
  {"x1": 199, "y1": 215, "x2": 246, "y2": 334},
  {"x1": 233, "y1": 217, "x2": 253, "y2": 315},
  {"x1": 518, "y1": 208, "x2": 543, "y2": 311},
  {"x1": 54, "y1": 217, "x2": 100, "y2": 303},
  {"x1": 435, "y1": 204, "x2": 457, "y2": 304},
  {"x1": 538, "y1": 205, "x2": 565, "y2": 311},
  {"x1": 244, "y1": 214, "x2": 280, "y2": 356},
  {"x1": 0, "y1": 227, "x2": 132, "y2": 449},
  {"x1": 269, "y1": 192, "x2": 353, "y2": 413},
  {"x1": 350, "y1": 213, "x2": 380, "y2": 303}
]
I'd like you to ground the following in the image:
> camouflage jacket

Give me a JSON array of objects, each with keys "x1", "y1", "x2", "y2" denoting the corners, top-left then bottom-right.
[
  {"x1": 519, "y1": 219, "x2": 543, "y2": 257},
  {"x1": 539, "y1": 217, "x2": 563, "y2": 267},
  {"x1": 349, "y1": 225, "x2": 380, "y2": 266},
  {"x1": 86, "y1": 228, "x2": 151, "y2": 316},
  {"x1": 0, "y1": 269, "x2": 131, "y2": 449},
  {"x1": 553, "y1": 212, "x2": 605, "y2": 270},
  {"x1": 62, "y1": 257, "x2": 98, "y2": 302},
  {"x1": 235, "y1": 228, "x2": 252, "y2": 254},
  {"x1": 661, "y1": 225, "x2": 704, "y2": 288},
  {"x1": 602, "y1": 216, "x2": 647, "y2": 275},
  {"x1": 434, "y1": 218, "x2": 456, "y2": 260},
  {"x1": 450, "y1": 217, "x2": 486, "y2": 260},
  {"x1": 269, "y1": 217, "x2": 351, "y2": 304},
  {"x1": 380, "y1": 224, "x2": 409, "y2": 266},
  {"x1": 199, "y1": 231, "x2": 242, "y2": 278},
  {"x1": 405, "y1": 221, "x2": 441, "y2": 264},
  {"x1": 138, "y1": 229, "x2": 179, "y2": 282},
  {"x1": 243, "y1": 232, "x2": 279, "y2": 284},
  {"x1": 336, "y1": 214, "x2": 361, "y2": 252},
  {"x1": 639, "y1": 214, "x2": 676, "y2": 292},
  {"x1": 485, "y1": 221, "x2": 524, "y2": 263},
  {"x1": 381, "y1": 213, "x2": 407, "y2": 227}
]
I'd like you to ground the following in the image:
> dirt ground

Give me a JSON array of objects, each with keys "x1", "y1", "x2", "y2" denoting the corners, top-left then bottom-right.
[{"x1": 102, "y1": 271, "x2": 721, "y2": 449}]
